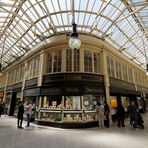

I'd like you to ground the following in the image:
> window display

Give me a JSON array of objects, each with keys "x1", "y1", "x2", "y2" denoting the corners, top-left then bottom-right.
[
  {"x1": 110, "y1": 96, "x2": 117, "y2": 115},
  {"x1": 121, "y1": 96, "x2": 129, "y2": 112},
  {"x1": 137, "y1": 97, "x2": 143, "y2": 109},
  {"x1": 36, "y1": 95, "x2": 104, "y2": 123}
]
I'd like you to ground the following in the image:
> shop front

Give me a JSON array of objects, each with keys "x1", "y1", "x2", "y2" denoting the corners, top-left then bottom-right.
[
  {"x1": 24, "y1": 73, "x2": 105, "y2": 128},
  {"x1": 0, "y1": 91, "x2": 4, "y2": 103}
]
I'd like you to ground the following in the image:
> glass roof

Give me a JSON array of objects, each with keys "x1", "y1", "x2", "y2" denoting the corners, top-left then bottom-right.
[{"x1": 0, "y1": 0, "x2": 148, "y2": 70}]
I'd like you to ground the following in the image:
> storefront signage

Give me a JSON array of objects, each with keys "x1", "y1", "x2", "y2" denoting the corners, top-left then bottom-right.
[
  {"x1": 40, "y1": 88, "x2": 61, "y2": 95},
  {"x1": 63, "y1": 87, "x2": 104, "y2": 95},
  {"x1": 43, "y1": 73, "x2": 104, "y2": 84},
  {"x1": 24, "y1": 88, "x2": 40, "y2": 96},
  {"x1": 66, "y1": 88, "x2": 79, "y2": 93},
  {"x1": 85, "y1": 87, "x2": 104, "y2": 94},
  {"x1": 64, "y1": 76, "x2": 81, "y2": 80}
]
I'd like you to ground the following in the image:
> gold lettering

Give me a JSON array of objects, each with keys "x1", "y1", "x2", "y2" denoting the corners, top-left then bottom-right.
[
  {"x1": 67, "y1": 88, "x2": 79, "y2": 93},
  {"x1": 64, "y1": 75, "x2": 81, "y2": 80},
  {"x1": 85, "y1": 88, "x2": 103, "y2": 93}
]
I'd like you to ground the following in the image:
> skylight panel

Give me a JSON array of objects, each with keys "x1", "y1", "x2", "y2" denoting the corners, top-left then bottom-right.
[
  {"x1": 61, "y1": 13, "x2": 68, "y2": 25},
  {"x1": 100, "y1": 19, "x2": 112, "y2": 32},
  {"x1": 0, "y1": 0, "x2": 15, "y2": 5},
  {"x1": 85, "y1": 14, "x2": 96, "y2": 26},
  {"x1": 84, "y1": 14, "x2": 94, "y2": 26},
  {"x1": 22, "y1": 2, "x2": 30, "y2": 11},
  {"x1": 34, "y1": 4, "x2": 45, "y2": 16},
  {"x1": 56, "y1": 14, "x2": 63, "y2": 26},
  {"x1": 79, "y1": 0, "x2": 89, "y2": 10},
  {"x1": 74, "y1": 0, "x2": 80, "y2": 10},
  {"x1": 29, "y1": 0, "x2": 37, "y2": 5},
  {"x1": 51, "y1": 15, "x2": 59, "y2": 26},
  {"x1": 76, "y1": 13, "x2": 85, "y2": 25},
  {"x1": 92, "y1": 0, "x2": 103, "y2": 12},
  {"x1": 27, "y1": 8, "x2": 38, "y2": 21},
  {"x1": 45, "y1": 0, "x2": 55, "y2": 13},
  {"x1": 51, "y1": 0, "x2": 60, "y2": 12},
  {"x1": 59, "y1": 0, "x2": 67, "y2": 11},
  {"x1": 87, "y1": 0, "x2": 96, "y2": 11},
  {"x1": 18, "y1": 19, "x2": 29, "y2": 30},
  {"x1": 36, "y1": 21, "x2": 46, "y2": 33}
]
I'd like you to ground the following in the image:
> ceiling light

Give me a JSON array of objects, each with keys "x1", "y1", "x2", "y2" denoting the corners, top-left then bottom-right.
[{"x1": 69, "y1": 23, "x2": 81, "y2": 50}]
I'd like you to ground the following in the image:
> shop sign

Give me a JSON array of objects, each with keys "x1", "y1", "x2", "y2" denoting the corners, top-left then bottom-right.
[
  {"x1": 41, "y1": 88, "x2": 61, "y2": 95},
  {"x1": 85, "y1": 87, "x2": 104, "y2": 94}
]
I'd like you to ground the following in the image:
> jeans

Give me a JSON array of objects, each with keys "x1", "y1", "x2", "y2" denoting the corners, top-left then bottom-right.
[{"x1": 26, "y1": 113, "x2": 31, "y2": 127}]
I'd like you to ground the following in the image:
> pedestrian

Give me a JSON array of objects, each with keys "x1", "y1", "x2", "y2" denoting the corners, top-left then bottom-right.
[
  {"x1": 25, "y1": 100, "x2": 32, "y2": 127},
  {"x1": 128, "y1": 100, "x2": 138, "y2": 128},
  {"x1": 2, "y1": 102, "x2": 5, "y2": 115},
  {"x1": 117, "y1": 103, "x2": 125, "y2": 127},
  {"x1": 104, "y1": 101, "x2": 110, "y2": 128},
  {"x1": 0, "y1": 103, "x2": 3, "y2": 117},
  {"x1": 17, "y1": 101, "x2": 24, "y2": 129},
  {"x1": 96, "y1": 102, "x2": 104, "y2": 128}
]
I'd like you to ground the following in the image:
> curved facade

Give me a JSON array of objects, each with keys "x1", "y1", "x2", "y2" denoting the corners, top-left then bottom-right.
[{"x1": 0, "y1": 34, "x2": 147, "y2": 127}]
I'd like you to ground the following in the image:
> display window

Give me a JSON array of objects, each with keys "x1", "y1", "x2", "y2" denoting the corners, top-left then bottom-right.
[
  {"x1": 4, "y1": 93, "x2": 12, "y2": 115},
  {"x1": 64, "y1": 96, "x2": 81, "y2": 110},
  {"x1": 137, "y1": 97, "x2": 143, "y2": 109},
  {"x1": 24, "y1": 97, "x2": 36, "y2": 119},
  {"x1": 36, "y1": 95, "x2": 104, "y2": 123},
  {"x1": 110, "y1": 96, "x2": 117, "y2": 115},
  {"x1": 41, "y1": 96, "x2": 62, "y2": 109},
  {"x1": 121, "y1": 96, "x2": 129, "y2": 112},
  {"x1": 83, "y1": 95, "x2": 101, "y2": 110}
]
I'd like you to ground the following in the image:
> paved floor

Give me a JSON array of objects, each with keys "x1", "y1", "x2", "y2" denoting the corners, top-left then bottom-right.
[{"x1": 0, "y1": 113, "x2": 148, "y2": 148}]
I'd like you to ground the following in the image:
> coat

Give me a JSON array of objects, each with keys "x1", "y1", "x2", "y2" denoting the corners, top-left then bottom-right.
[{"x1": 17, "y1": 104, "x2": 24, "y2": 119}]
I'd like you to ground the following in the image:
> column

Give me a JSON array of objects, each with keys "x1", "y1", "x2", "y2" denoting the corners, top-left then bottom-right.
[
  {"x1": 38, "y1": 50, "x2": 48, "y2": 86},
  {"x1": 21, "y1": 62, "x2": 28, "y2": 101},
  {"x1": 101, "y1": 49, "x2": 112, "y2": 125},
  {"x1": 3, "y1": 73, "x2": 9, "y2": 102}
]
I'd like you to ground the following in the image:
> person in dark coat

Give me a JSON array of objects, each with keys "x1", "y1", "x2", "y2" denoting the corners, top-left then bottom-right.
[
  {"x1": 104, "y1": 102, "x2": 110, "y2": 128},
  {"x1": 17, "y1": 101, "x2": 24, "y2": 129},
  {"x1": 0, "y1": 103, "x2": 3, "y2": 117},
  {"x1": 117, "y1": 103, "x2": 125, "y2": 127},
  {"x1": 128, "y1": 101, "x2": 137, "y2": 128}
]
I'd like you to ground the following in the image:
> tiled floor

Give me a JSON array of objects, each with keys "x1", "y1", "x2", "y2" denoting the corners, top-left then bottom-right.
[{"x1": 0, "y1": 113, "x2": 148, "y2": 148}]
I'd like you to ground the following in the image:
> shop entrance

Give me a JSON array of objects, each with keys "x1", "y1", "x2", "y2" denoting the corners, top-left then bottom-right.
[{"x1": 9, "y1": 92, "x2": 17, "y2": 116}]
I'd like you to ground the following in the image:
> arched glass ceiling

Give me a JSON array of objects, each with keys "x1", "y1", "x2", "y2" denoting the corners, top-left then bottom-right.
[{"x1": 0, "y1": 0, "x2": 148, "y2": 70}]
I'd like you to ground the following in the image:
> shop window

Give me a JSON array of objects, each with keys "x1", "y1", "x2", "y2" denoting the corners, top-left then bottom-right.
[
  {"x1": 41, "y1": 96, "x2": 62, "y2": 109},
  {"x1": 66, "y1": 49, "x2": 80, "y2": 72},
  {"x1": 107, "y1": 57, "x2": 115, "y2": 77},
  {"x1": 83, "y1": 95, "x2": 101, "y2": 110},
  {"x1": 53, "y1": 50, "x2": 62, "y2": 72},
  {"x1": 47, "y1": 52, "x2": 52, "y2": 73},
  {"x1": 116, "y1": 62, "x2": 122, "y2": 80},
  {"x1": 84, "y1": 50, "x2": 92, "y2": 72},
  {"x1": 66, "y1": 49, "x2": 72, "y2": 71},
  {"x1": 74, "y1": 49, "x2": 80, "y2": 71},
  {"x1": 27, "y1": 60, "x2": 33, "y2": 79},
  {"x1": 65, "y1": 96, "x2": 81, "y2": 110},
  {"x1": 110, "y1": 96, "x2": 117, "y2": 115},
  {"x1": 33, "y1": 57, "x2": 40, "y2": 77},
  {"x1": 121, "y1": 96, "x2": 129, "y2": 112},
  {"x1": 94, "y1": 52, "x2": 100, "y2": 73}
]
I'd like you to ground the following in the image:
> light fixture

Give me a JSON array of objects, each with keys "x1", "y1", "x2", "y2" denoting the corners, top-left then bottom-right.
[{"x1": 69, "y1": 23, "x2": 81, "y2": 50}]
